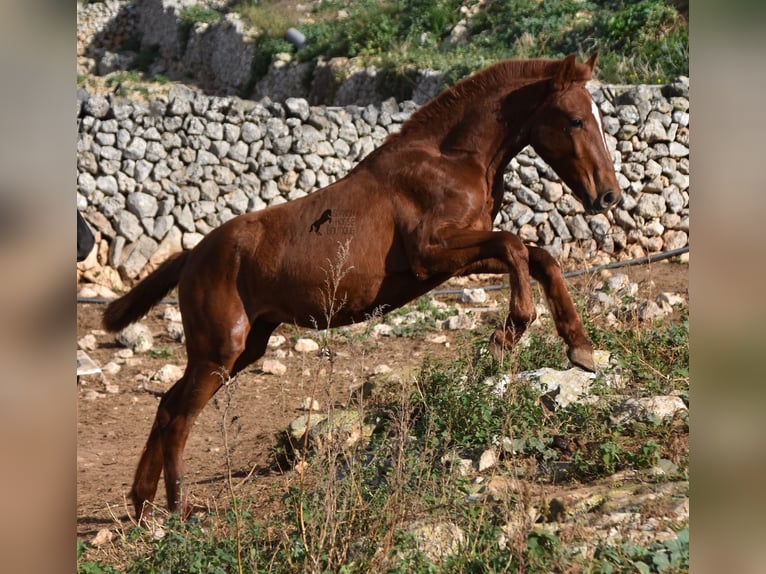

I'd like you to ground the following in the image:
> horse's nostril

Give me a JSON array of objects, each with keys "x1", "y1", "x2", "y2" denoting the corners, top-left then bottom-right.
[{"x1": 599, "y1": 191, "x2": 618, "y2": 209}]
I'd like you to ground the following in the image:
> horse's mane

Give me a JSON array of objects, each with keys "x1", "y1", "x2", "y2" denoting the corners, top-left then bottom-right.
[{"x1": 397, "y1": 58, "x2": 576, "y2": 140}]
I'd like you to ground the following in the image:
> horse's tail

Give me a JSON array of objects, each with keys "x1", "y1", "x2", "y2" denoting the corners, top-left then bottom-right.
[{"x1": 103, "y1": 251, "x2": 190, "y2": 332}]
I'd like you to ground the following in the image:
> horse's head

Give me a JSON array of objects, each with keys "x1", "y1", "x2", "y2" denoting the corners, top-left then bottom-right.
[{"x1": 527, "y1": 54, "x2": 621, "y2": 214}]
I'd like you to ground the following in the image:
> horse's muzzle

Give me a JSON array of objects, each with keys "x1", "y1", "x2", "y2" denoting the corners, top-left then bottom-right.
[{"x1": 591, "y1": 189, "x2": 620, "y2": 213}]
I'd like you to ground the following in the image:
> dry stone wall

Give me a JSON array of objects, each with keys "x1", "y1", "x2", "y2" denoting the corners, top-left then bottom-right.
[{"x1": 77, "y1": 79, "x2": 689, "y2": 281}]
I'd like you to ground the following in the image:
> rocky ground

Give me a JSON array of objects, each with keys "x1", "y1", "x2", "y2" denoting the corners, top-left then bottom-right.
[{"x1": 77, "y1": 259, "x2": 688, "y2": 561}]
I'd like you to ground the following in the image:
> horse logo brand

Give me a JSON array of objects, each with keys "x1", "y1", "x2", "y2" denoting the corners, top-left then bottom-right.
[
  {"x1": 309, "y1": 209, "x2": 333, "y2": 234},
  {"x1": 309, "y1": 209, "x2": 356, "y2": 236}
]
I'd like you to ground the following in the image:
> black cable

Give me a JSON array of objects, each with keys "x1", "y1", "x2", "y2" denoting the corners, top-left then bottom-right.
[{"x1": 431, "y1": 246, "x2": 689, "y2": 296}]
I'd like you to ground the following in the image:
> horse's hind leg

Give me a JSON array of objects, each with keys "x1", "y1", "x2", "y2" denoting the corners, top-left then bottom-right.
[
  {"x1": 231, "y1": 320, "x2": 278, "y2": 376},
  {"x1": 131, "y1": 319, "x2": 278, "y2": 521},
  {"x1": 131, "y1": 359, "x2": 229, "y2": 521},
  {"x1": 159, "y1": 359, "x2": 231, "y2": 515},
  {"x1": 527, "y1": 245, "x2": 595, "y2": 371},
  {"x1": 161, "y1": 320, "x2": 277, "y2": 514},
  {"x1": 130, "y1": 378, "x2": 184, "y2": 521}
]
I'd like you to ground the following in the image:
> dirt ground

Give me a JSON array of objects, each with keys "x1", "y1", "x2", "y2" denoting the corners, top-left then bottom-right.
[{"x1": 76, "y1": 260, "x2": 688, "y2": 541}]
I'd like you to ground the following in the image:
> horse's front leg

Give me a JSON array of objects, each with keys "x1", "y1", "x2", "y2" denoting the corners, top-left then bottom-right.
[
  {"x1": 455, "y1": 246, "x2": 596, "y2": 371},
  {"x1": 407, "y1": 228, "x2": 537, "y2": 354},
  {"x1": 527, "y1": 246, "x2": 595, "y2": 371}
]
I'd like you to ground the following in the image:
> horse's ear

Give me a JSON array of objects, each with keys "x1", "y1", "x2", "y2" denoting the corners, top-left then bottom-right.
[
  {"x1": 585, "y1": 53, "x2": 599, "y2": 77},
  {"x1": 553, "y1": 54, "x2": 577, "y2": 90}
]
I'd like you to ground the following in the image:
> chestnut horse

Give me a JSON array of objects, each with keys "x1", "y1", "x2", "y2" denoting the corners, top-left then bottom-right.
[{"x1": 104, "y1": 54, "x2": 620, "y2": 520}]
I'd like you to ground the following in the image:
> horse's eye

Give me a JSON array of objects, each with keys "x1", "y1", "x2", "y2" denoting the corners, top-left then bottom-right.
[{"x1": 570, "y1": 118, "x2": 584, "y2": 129}]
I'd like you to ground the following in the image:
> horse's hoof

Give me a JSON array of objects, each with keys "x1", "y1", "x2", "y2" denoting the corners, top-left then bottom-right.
[
  {"x1": 488, "y1": 329, "x2": 509, "y2": 362},
  {"x1": 567, "y1": 345, "x2": 596, "y2": 372},
  {"x1": 136, "y1": 508, "x2": 155, "y2": 528}
]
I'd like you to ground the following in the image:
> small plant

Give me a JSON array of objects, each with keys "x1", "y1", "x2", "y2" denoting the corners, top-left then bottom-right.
[
  {"x1": 122, "y1": 513, "x2": 259, "y2": 574},
  {"x1": 236, "y1": 0, "x2": 301, "y2": 38},
  {"x1": 514, "y1": 332, "x2": 568, "y2": 371},
  {"x1": 386, "y1": 295, "x2": 454, "y2": 338},
  {"x1": 150, "y1": 346, "x2": 174, "y2": 359},
  {"x1": 412, "y1": 355, "x2": 506, "y2": 450},
  {"x1": 77, "y1": 540, "x2": 120, "y2": 574},
  {"x1": 592, "y1": 527, "x2": 689, "y2": 573},
  {"x1": 588, "y1": 317, "x2": 689, "y2": 397},
  {"x1": 178, "y1": 5, "x2": 223, "y2": 50},
  {"x1": 179, "y1": 4, "x2": 223, "y2": 27}
]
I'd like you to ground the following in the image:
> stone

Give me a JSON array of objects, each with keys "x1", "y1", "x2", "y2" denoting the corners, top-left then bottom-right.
[
  {"x1": 241, "y1": 121, "x2": 262, "y2": 143},
  {"x1": 126, "y1": 192, "x2": 159, "y2": 219},
  {"x1": 294, "y1": 338, "x2": 320, "y2": 353},
  {"x1": 657, "y1": 292, "x2": 686, "y2": 307},
  {"x1": 114, "y1": 210, "x2": 143, "y2": 242},
  {"x1": 567, "y1": 214, "x2": 592, "y2": 240},
  {"x1": 442, "y1": 314, "x2": 475, "y2": 331},
  {"x1": 166, "y1": 322, "x2": 185, "y2": 343},
  {"x1": 640, "y1": 118, "x2": 668, "y2": 143},
  {"x1": 116, "y1": 323, "x2": 154, "y2": 353},
  {"x1": 459, "y1": 288, "x2": 488, "y2": 304},
  {"x1": 81, "y1": 389, "x2": 104, "y2": 400},
  {"x1": 611, "y1": 396, "x2": 687, "y2": 425},
  {"x1": 441, "y1": 451, "x2": 473, "y2": 476},
  {"x1": 288, "y1": 412, "x2": 329, "y2": 441},
  {"x1": 402, "y1": 520, "x2": 465, "y2": 564},
  {"x1": 616, "y1": 105, "x2": 640, "y2": 124},
  {"x1": 148, "y1": 227, "x2": 182, "y2": 269},
  {"x1": 96, "y1": 175, "x2": 118, "y2": 196},
  {"x1": 302, "y1": 397, "x2": 321, "y2": 411},
  {"x1": 369, "y1": 364, "x2": 392, "y2": 377},
  {"x1": 663, "y1": 229, "x2": 688, "y2": 251},
  {"x1": 78, "y1": 333, "x2": 97, "y2": 351},
  {"x1": 285, "y1": 97, "x2": 310, "y2": 120},
  {"x1": 124, "y1": 137, "x2": 147, "y2": 161},
  {"x1": 227, "y1": 140, "x2": 249, "y2": 163},
  {"x1": 76, "y1": 76, "x2": 688, "y2": 283},
  {"x1": 516, "y1": 367, "x2": 597, "y2": 408},
  {"x1": 182, "y1": 232, "x2": 205, "y2": 250},
  {"x1": 541, "y1": 180, "x2": 564, "y2": 202},
  {"x1": 197, "y1": 149, "x2": 219, "y2": 166},
  {"x1": 478, "y1": 449, "x2": 497, "y2": 472},
  {"x1": 104, "y1": 382, "x2": 120, "y2": 395},
  {"x1": 120, "y1": 235, "x2": 159, "y2": 278},
  {"x1": 306, "y1": 409, "x2": 373, "y2": 450},
  {"x1": 91, "y1": 528, "x2": 114, "y2": 547},
  {"x1": 548, "y1": 210, "x2": 572, "y2": 240},
  {"x1": 635, "y1": 194, "x2": 666, "y2": 218},
  {"x1": 589, "y1": 213, "x2": 611, "y2": 238},
  {"x1": 663, "y1": 76, "x2": 689, "y2": 98},
  {"x1": 151, "y1": 364, "x2": 184, "y2": 385},
  {"x1": 83, "y1": 95, "x2": 110, "y2": 118},
  {"x1": 482, "y1": 476, "x2": 519, "y2": 501},
  {"x1": 101, "y1": 362, "x2": 121, "y2": 376},
  {"x1": 669, "y1": 142, "x2": 689, "y2": 158},
  {"x1": 262, "y1": 359, "x2": 287, "y2": 375},
  {"x1": 605, "y1": 274, "x2": 631, "y2": 292},
  {"x1": 638, "y1": 299, "x2": 672, "y2": 321}
]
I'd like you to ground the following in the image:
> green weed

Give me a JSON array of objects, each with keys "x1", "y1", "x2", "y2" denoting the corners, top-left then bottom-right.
[
  {"x1": 150, "y1": 346, "x2": 174, "y2": 359},
  {"x1": 591, "y1": 527, "x2": 689, "y2": 573}
]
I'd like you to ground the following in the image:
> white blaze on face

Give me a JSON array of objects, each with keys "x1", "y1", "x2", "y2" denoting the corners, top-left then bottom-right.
[{"x1": 590, "y1": 95, "x2": 609, "y2": 153}]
